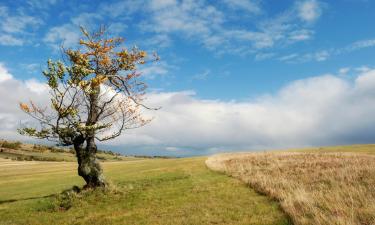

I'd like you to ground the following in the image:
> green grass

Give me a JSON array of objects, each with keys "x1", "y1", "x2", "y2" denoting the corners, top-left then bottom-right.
[{"x1": 0, "y1": 157, "x2": 290, "y2": 225}]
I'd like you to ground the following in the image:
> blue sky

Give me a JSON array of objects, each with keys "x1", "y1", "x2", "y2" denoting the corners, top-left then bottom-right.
[
  {"x1": 1, "y1": 0, "x2": 374, "y2": 99},
  {"x1": 1, "y1": 0, "x2": 375, "y2": 156}
]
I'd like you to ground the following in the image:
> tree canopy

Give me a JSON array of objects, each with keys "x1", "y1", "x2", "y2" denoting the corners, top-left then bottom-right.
[{"x1": 19, "y1": 26, "x2": 157, "y2": 146}]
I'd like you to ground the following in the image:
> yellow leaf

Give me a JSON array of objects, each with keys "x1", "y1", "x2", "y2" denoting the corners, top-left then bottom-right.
[{"x1": 20, "y1": 103, "x2": 30, "y2": 113}]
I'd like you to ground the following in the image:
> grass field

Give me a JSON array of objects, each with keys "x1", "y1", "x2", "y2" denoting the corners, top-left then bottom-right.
[
  {"x1": 0, "y1": 157, "x2": 290, "y2": 225},
  {"x1": 206, "y1": 145, "x2": 375, "y2": 225},
  {"x1": 3, "y1": 143, "x2": 374, "y2": 225}
]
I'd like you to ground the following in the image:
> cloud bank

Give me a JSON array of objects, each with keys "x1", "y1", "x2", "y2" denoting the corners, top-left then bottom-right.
[{"x1": 1, "y1": 63, "x2": 375, "y2": 156}]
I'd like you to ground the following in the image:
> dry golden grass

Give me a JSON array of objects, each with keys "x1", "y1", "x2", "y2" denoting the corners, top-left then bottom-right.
[{"x1": 206, "y1": 152, "x2": 375, "y2": 225}]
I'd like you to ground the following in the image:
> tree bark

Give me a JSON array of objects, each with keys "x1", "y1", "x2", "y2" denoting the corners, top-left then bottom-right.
[{"x1": 73, "y1": 135, "x2": 106, "y2": 188}]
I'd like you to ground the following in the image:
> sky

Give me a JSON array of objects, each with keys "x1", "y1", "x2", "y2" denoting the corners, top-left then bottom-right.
[{"x1": 1, "y1": 0, "x2": 375, "y2": 156}]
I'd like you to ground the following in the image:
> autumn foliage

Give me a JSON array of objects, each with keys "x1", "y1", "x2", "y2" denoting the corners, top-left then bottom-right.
[{"x1": 19, "y1": 26, "x2": 157, "y2": 144}]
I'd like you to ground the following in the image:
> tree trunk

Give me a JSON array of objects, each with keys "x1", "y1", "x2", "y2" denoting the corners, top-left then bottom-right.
[
  {"x1": 73, "y1": 135, "x2": 106, "y2": 188},
  {"x1": 75, "y1": 85, "x2": 106, "y2": 188}
]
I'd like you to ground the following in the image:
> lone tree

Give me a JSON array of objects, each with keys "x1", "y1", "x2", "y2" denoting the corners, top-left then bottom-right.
[{"x1": 19, "y1": 27, "x2": 157, "y2": 188}]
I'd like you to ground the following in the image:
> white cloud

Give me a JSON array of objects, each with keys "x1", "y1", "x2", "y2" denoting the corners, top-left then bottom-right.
[
  {"x1": 25, "y1": 79, "x2": 48, "y2": 94},
  {"x1": 355, "y1": 69, "x2": 375, "y2": 94},
  {"x1": 3, "y1": 64, "x2": 375, "y2": 155},
  {"x1": 0, "y1": 63, "x2": 13, "y2": 82},
  {"x1": 116, "y1": 70, "x2": 375, "y2": 155},
  {"x1": 0, "y1": 64, "x2": 51, "y2": 141},
  {"x1": 43, "y1": 24, "x2": 81, "y2": 49},
  {"x1": 339, "y1": 67, "x2": 350, "y2": 75},
  {"x1": 297, "y1": 0, "x2": 322, "y2": 22}
]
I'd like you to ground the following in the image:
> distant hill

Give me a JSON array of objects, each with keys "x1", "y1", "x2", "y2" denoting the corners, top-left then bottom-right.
[{"x1": 0, "y1": 140, "x2": 135, "y2": 162}]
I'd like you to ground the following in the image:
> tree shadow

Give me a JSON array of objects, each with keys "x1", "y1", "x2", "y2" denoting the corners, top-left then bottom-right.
[{"x1": 0, "y1": 194, "x2": 56, "y2": 205}]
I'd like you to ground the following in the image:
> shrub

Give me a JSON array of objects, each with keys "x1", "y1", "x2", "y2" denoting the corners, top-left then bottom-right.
[
  {"x1": 1, "y1": 141, "x2": 22, "y2": 149},
  {"x1": 68, "y1": 148, "x2": 75, "y2": 154},
  {"x1": 50, "y1": 148, "x2": 65, "y2": 153},
  {"x1": 32, "y1": 144, "x2": 49, "y2": 152},
  {"x1": 97, "y1": 155, "x2": 107, "y2": 161}
]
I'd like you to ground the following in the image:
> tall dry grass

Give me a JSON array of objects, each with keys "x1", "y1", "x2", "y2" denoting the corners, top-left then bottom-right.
[{"x1": 206, "y1": 152, "x2": 375, "y2": 225}]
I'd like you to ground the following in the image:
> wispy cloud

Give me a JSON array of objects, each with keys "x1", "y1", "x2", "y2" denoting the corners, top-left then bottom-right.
[
  {"x1": 26, "y1": 0, "x2": 60, "y2": 9},
  {"x1": 43, "y1": 24, "x2": 81, "y2": 49},
  {"x1": 255, "y1": 52, "x2": 276, "y2": 61},
  {"x1": 339, "y1": 67, "x2": 350, "y2": 75},
  {"x1": 98, "y1": 0, "x2": 323, "y2": 56},
  {"x1": 39, "y1": 0, "x2": 324, "y2": 57},
  {"x1": 0, "y1": 34, "x2": 24, "y2": 46},
  {"x1": 288, "y1": 29, "x2": 314, "y2": 42},
  {"x1": 0, "y1": 6, "x2": 43, "y2": 46},
  {"x1": 144, "y1": 34, "x2": 172, "y2": 49},
  {"x1": 279, "y1": 38, "x2": 375, "y2": 63},
  {"x1": 139, "y1": 61, "x2": 173, "y2": 79},
  {"x1": 192, "y1": 69, "x2": 211, "y2": 80},
  {"x1": 71, "y1": 12, "x2": 103, "y2": 28},
  {"x1": 222, "y1": 0, "x2": 262, "y2": 14},
  {"x1": 1, "y1": 15, "x2": 42, "y2": 33},
  {"x1": 279, "y1": 53, "x2": 299, "y2": 62},
  {"x1": 342, "y1": 39, "x2": 375, "y2": 52}
]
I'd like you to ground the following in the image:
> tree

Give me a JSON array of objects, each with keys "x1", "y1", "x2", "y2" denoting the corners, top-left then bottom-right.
[{"x1": 19, "y1": 27, "x2": 158, "y2": 188}]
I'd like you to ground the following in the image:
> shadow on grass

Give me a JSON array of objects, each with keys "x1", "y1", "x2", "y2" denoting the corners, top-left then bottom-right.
[{"x1": 0, "y1": 194, "x2": 56, "y2": 205}]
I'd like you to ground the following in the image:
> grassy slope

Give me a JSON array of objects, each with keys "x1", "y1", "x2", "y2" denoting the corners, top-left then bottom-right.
[{"x1": 0, "y1": 157, "x2": 290, "y2": 225}]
